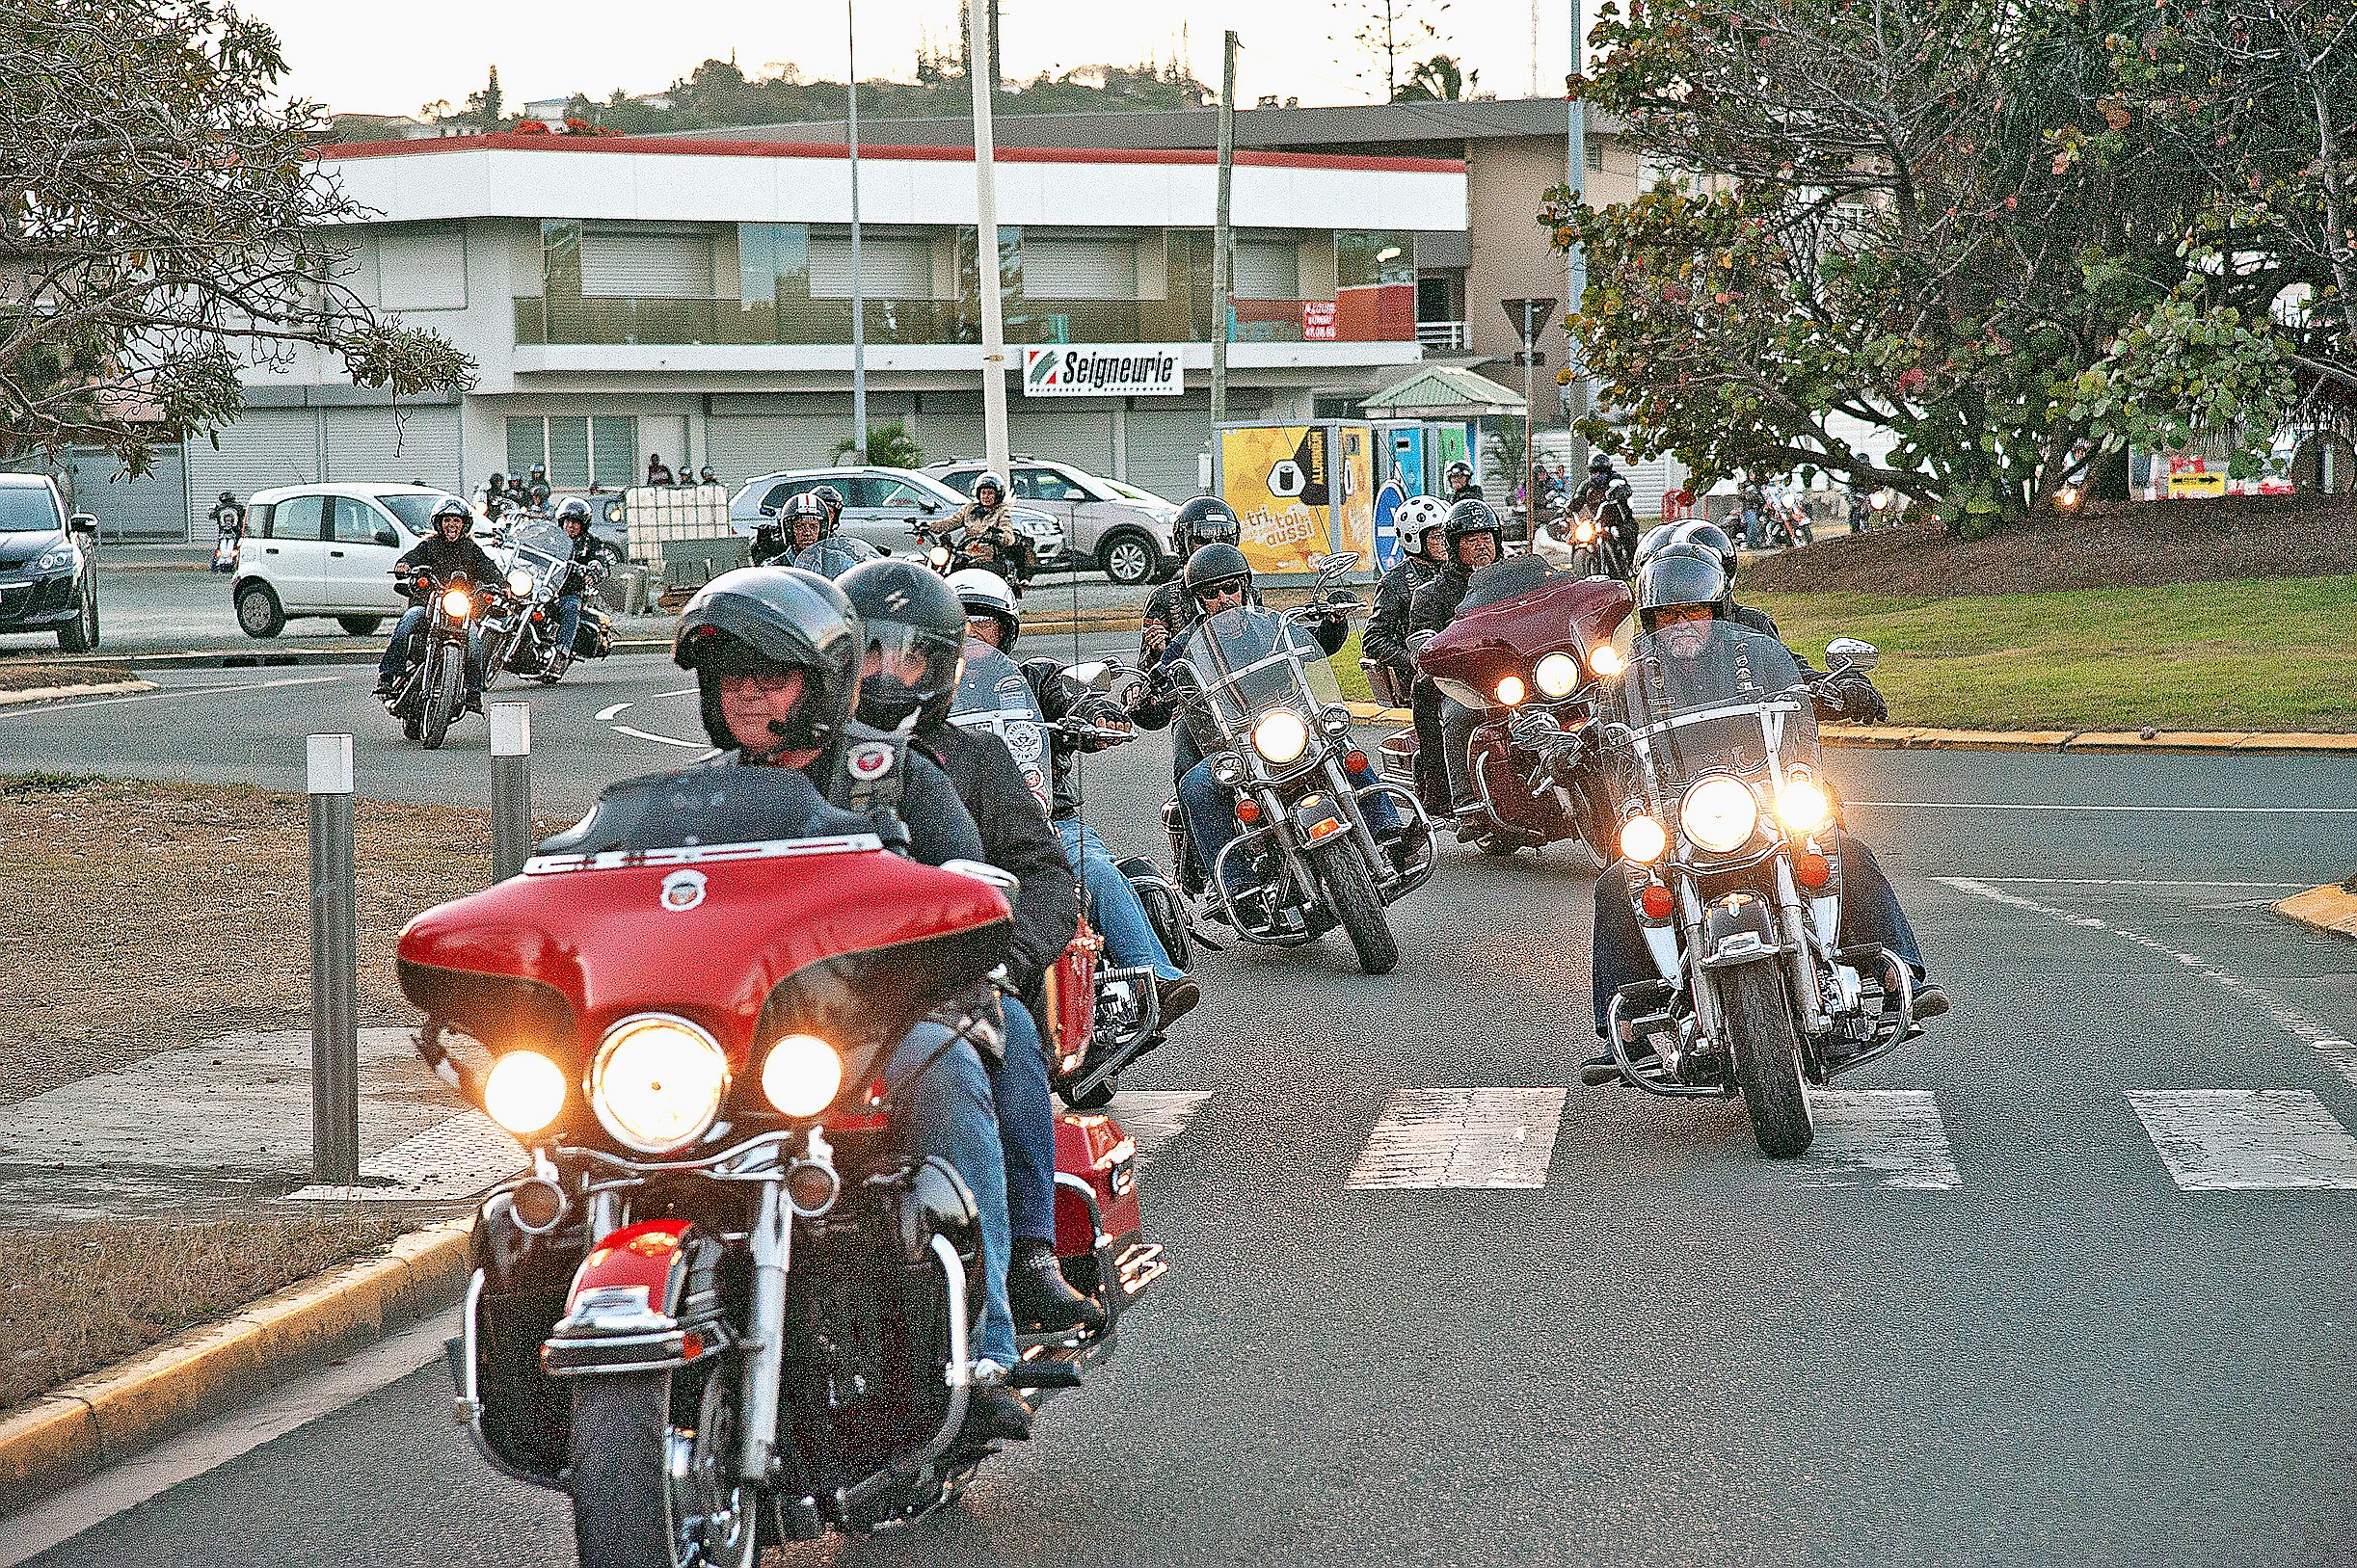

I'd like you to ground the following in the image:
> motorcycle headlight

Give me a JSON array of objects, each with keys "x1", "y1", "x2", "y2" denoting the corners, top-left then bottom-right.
[
  {"x1": 1679, "y1": 774, "x2": 1760, "y2": 853},
  {"x1": 482, "y1": 1050, "x2": 567, "y2": 1136},
  {"x1": 441, "y1": 587, "x2": 472, "y2": 618},
  {"x1": 1574, "y1": 519, "x2": 1597, "y2": 545},
  {"x1": 34, "y1": 544, "x2": 74, "y2": 573},
  {"x1": 761, "y1": 1033, "x2": 844, "y2": 1118},
  {"x1": 1534, "y1": 651, "x2": 1581, "y2": 699},
  {"x1": 590, "y1": 1015, "x2": 730, "y2": 1154},
  {"x1": 1619, "y1": 813, "x2": 1668, "y2": 864},
  {"x1": 506, "y1": 569, "x2": 533, "y2": 595},
  {"x1": 1587, "y1": 645, "x2": 1626, "y2": 678},
  {"x1": 1251, "y1": 708, "x2": 1310, "y2": 764},
  {"x1": 1494, "y1": 674, "x2": 1527, "y2": 706},
  {"x1": 1775, "y1": 773, "x2": 1833, "y2": 836}
]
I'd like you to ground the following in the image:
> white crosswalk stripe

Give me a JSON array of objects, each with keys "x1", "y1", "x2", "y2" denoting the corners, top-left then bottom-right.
[
  {"x1": 2127, "y1": 1089, "x2": 2357, "y2": 1190},
  {"x1": 1103, "y1": 1090, "x2": 1215, "y2": 1162},
  {"x1": 1788, "y1": 1091, "x2": 1963, "y2": 1189},
  {"x1": 1345, "y1": 1088, "x2": 1567, "y2": 1189}
]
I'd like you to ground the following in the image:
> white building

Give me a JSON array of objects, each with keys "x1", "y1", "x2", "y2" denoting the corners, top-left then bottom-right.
[{"x1": 155, "y1": 130, "x2": 1463, "y2": 538}]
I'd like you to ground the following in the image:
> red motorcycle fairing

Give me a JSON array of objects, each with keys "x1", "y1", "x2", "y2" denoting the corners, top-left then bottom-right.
[
  {"x1": 1417, "y1": 559, "x2": 1632, "y2": 703},
  {"x1": 542, "y1": 1217, "x2": 735, "y2": 1376},
  {"x1": 1046, "y1": 924, "x2": 1103, "y2": 1077}
]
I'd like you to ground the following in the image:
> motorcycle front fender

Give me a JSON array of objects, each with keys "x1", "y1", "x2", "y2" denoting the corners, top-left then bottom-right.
[
  {"x1": 1697, "y1": 891, "x2": 1784, "y2": 970},
  {"x1": 540, "y1": 1218, "x2": 733, "y2": 1377}
]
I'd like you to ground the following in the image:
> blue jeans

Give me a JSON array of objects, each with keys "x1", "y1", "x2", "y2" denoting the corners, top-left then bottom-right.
[
  {"x1": 1589, "y1": 837, "x2": 1925, "y2": 1035},
  {"x1": 987, "y1": 999, "x2": 1058, "y2": 1246},
  {"x1": 886, "y1": 1022, "x2": 1016, "y2": 1369},
  {"x1": 1179, "y1": 753, "x2": 1402, "y2": 894},
  {"x1": 1057, "y1": 818, "x2": 1182, "y2": 982},
  {"x1": 555, "y1": 593, "x2": 582, "y2": 654},
  {"x1": 1440, "y1": 697, "x2": 1483, "y2": 809},
  {"x1": 378, "y1": 606, "x2": 484, "y2": 694}
]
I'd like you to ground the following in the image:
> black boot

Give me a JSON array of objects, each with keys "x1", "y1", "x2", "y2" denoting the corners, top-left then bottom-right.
[
  {"x1": 1008, "y1": 1239, "x2": 1108, "y2": 1334},
  {"x1": 958, "y1": 1386, "x2": 1032, "y2": 1444}
]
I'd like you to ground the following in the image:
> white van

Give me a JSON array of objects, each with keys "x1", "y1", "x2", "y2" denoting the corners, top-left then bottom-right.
[{"x1": 232, "y1": 483, "x2": 467, "y2": 637}]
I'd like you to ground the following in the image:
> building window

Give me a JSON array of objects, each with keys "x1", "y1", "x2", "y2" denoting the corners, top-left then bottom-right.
[
  {"x1": 1586, "y1": 143, "x2": 1604, "y2": 173},
  {"x1": 1337, "y1": 232, "x2": 1414, "y2": 290},
  {"x1": 578, "y1": 229, "x2": 713, "y2": 299},
  {"x1": 808, "y1": 234, "x2": 934, "y2": 299},
  {"x1": 1019, "y1": 236, "x2": 1138, "y2": 301},
  {"x1": 505, "y1": 415, "x2": 639, "y2": 489}
]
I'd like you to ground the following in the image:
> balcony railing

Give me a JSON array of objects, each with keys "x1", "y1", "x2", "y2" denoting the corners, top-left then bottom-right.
[{"x1": 1416, "y1": 319, "x2": 1468, "y2": 351}]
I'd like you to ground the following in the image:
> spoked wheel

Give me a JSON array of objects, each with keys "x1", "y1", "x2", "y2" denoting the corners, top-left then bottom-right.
[
  {"x1": 419, "y1": 648, "x2": 461, "y2": 750},
  {"x1": 1718, "y1": 965, "x2": 1814, "y2": 1157},
  {"x1": 1312, "y1": 837, "x2": 1398, "y2": 975},
  {"x1": 569, "y1": 1367, "x2": 755, "y2": 1568}
]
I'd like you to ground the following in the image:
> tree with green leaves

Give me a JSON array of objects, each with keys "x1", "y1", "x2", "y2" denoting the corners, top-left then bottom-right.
[
  {"x1": 465, "y1": 64, "x2": 503, "y2": 130},
  {"x1": 1544, "y1": 0, "x2": 2300, "y2": 533},
  {"x1": 0, "y1": 0, "x2": 474, "y2": 473},
  {"x1": 1334, "y1": 0, "x2": 1453, "y2": 104},
  {"x1": 836, "y1": 421, "x2": 924, "y2": 468},
  {"x1": 1396, "y1": 55, "x2": 1476, "y2": 103}
]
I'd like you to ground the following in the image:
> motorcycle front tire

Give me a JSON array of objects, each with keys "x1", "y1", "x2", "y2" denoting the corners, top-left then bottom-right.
[
  {"x1": 1717, "y1": 964, "x2": 1814, "y2": 1157},
  {"x1": 420, "y1": 647, "x2": 461, "y2": 750},
  {"x1": 569, "y1": 1368, "x2": 756, "y2": 1568},
  {"x1": 1311, "y1": 837, "x2": 1398, "y2": 975}
]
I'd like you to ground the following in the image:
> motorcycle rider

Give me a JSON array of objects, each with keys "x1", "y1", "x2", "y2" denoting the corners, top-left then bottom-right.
[
  {"x1": 1666, "y1": 522, "x2": 1882, "y2": 717},
  {"x1": 942, "y1": 471, "x2": 1024, "y2": 585},
  {"x1": 523, "y1": 464, "x2": 552, "y2": 510},
  {"x1": 375, "y1": 498, "x2": 496, "y2": 704},
  {"x1": 1408, "y1": 498, "x2": 1510, "y2": 824},
  {"x1": 771, "y1": 492, "x2": 870, "y2": 579},
  {"x1": 1586, "y1": 547, "x2": 1943, "y2": 1067},
  {"x1": 670, "y1": 566, "x2": 1034, "y2": 1442},
  {"x1": 1443, "y1": 458, "x2": 1483, "y2": 503},
  {"x1": 207, "y1": 492, "x2": 245, "y2": 572},
  {"x1": 1138, "y1": 496, "x2": 1245, "y2": 810},
  {"x1": 1363, "y1": 495, "x2": 1451, "y2": 806},
  {"x1": 838, "y1": 559, "x2": 1109, "y2": 1344},
  {"x1": 1577, "y1": 453, "x2": 1640, "y2": 562},
  {"x1": 954, "y1": 568, "x2": 1199, "y2": 1023},
  {"x1": 549, "y1": 498, "x2": 620, "y2": 676}
]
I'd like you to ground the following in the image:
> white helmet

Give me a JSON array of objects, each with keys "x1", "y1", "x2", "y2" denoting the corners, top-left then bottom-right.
[
  {"x1": 948, "y1": 567, "x2": 1020, "y2": 651},
  {"x1": 1395, "y1": 495, "x2": 1449, "y2": 555}
]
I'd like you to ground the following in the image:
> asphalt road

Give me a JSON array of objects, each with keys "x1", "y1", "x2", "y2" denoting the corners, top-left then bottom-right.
[{"x1": 7, "y1": 656, "x2": 2356, "y2": 1567}]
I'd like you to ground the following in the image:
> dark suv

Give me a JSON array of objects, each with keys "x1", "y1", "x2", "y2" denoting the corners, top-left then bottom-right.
[{"x1": 0, "y1": 474, "x2": 101, "y2": 651}]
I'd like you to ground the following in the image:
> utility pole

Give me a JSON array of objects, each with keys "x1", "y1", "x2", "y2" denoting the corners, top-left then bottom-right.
[
  {"x1": 1567, "y1": 0, "x2": 1587, "y2": 445},
  {"x1": 1210, "y1": 31, "x2": 1238, "y2": 438},
  {"x1": 968, "y1": 0, "x2": 1009, "y2": 478},
  {"x1": 1503, "y1": 297, "x2": 1556, "y2": 525},
  {"x1": 847, "y1": 0, "x2": 867, "y2": 463}
]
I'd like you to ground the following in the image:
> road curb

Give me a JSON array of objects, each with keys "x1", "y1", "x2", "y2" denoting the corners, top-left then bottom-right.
[
  {"x1": 2274, "y1": 883, "x2": 2357, "y2": 941},
  {"x1": 0, "y1": 1217, "x2": 471, "y2": 1517},
  {"x1": 0, "y1": 679, "x2": 151, "y2": 706},
  {"x1": 1333, "y1": 704, "x2": 2357, "y2": 753}
]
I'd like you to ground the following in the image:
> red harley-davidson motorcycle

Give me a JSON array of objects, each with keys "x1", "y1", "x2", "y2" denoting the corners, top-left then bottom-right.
[
  {"x1": 398, "y1": 764, "x2": 1162, "y2": 1563},
  {"x1": 1379, "y1": 553, "x2": 1633, "y2": 862}
]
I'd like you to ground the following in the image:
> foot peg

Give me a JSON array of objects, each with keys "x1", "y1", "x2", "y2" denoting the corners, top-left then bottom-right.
[{"x1": 1004, "y1": 1362, "x2": 1084, "y2": 1391}]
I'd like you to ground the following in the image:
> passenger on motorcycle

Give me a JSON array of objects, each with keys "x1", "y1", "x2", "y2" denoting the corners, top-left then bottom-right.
[
  {"x1": 550, "y1": 498, "x2": 620, "y2": 675},
  {"x1": 1586, "y1": 547, "x2": 1944, "y2": 1061},
  {"x1": 672, "y1": 566, "x2": 1034, "y2": 1442},
  {"x1": 1136, "y1": 545, "x2": 1404, "y2": 904},
  {"x1": 1364, "y1": 495, "x2": 1451, "y2": 804},
  {"x1": 375, "y1": 498, "x2": 495, "y2": 703},
  {"x1": 523, "y1": 465, "x2": 551, "y2": 510},
  {"x1": 1443, "y1": 458, "x2": 1483, "y2": 503},
  {"x1": 839, "y1": 561, "x2": 1109, "y2": 1353},
  {"x1": 944, "y1": 471, "x2": 1025, "y2": 581},
  {"x1": 1139, "y1": 496, "x2": 1245, "y2": 794},
  {"x1": 954, "y1": 569, "x2": 1199, "y2": 1023},
  {"x1": 1408, "y1": 498, "x2": 1510, "y2": 822}
]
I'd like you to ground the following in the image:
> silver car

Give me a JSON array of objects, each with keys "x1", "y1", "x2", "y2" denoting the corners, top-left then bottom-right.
[
  {"x1": 727, "y1": 465, "x2": 1064, "y2": 567},
  {"x1": 924, "y1": 458, "x2": 1178, "y2": 586}
]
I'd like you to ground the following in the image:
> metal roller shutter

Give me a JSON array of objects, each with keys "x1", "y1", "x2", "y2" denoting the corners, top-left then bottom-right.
[
  {"x1": 1123, "y1": 408, "x2": 1213, "y2": 504},
  {"x1": 1231, "y1": 244, "x2": 1299, "y2": 300},
  {"x1": 1018, "y1": 239, "x2": 1134, "y2": 301},
  {"x1": 579, "y1": 231, "x2": 711, "y2": 298},
  {"x1": 906, "y1": 409, "x2": 985, "y2": 472},
  {"x1": 704, "y1": 416, "x2": 849, "y2": 484},
  {"x1": 1006, "y1": 406, "x2": 1117, "y2": 474},
  {"x1": 1619, "y1": 453, "x2": 1685, "y2": 519},
  {"x1": 807, "y1": 237, "x2": 933, "y2": 300},
  {"x1": 322, "y1": 406, "x2": 464, "y2": 492},
  {"x1": 61, "y1": 444, "x2": 188, "y2": 542},
  {"x1": 184, "y1": 409, "x2": 320, "y2": 510}
]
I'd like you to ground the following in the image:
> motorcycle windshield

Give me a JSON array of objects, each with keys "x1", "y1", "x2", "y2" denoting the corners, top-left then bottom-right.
[
  {"x1": 950, "y1": 638, "x2": 1053, "y2": 812},
  {"x1": 394, "y1": 764, "x2": 1013, "y2": 1072},
  {"x1": 1609, "y1": 624, "x2": 1818, "y2": 799},
  {"x1": 1166, "y1": 603, "x2": 1339, "y2": 758},
  {"x1": 501, "y1": 519, "x2": 571, "y2": 595}
]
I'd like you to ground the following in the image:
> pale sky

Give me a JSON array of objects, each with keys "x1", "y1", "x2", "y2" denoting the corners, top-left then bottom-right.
[{"x1": 246, "y1": 0, "x2": 1582, "y2": 121}]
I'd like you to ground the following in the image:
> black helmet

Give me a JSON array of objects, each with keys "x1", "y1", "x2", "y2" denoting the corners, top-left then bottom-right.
[
  {"x1": 778, "y1": 492, "x2": 828, "y2": 530},
  {"x1": 1444, "y1": 459, "x2": 1475, "y2": 485},
  {"x1": 431, "y1": 497, "x2": 472, "y2": 534},
  {"x1": 1631, "y1": 522, "x2": 1676, "y2": 571},
  {"x1": 811, "y1": 484, "x2": 845, "y2": 525},
  {"x1": 1634, "y1": 544, "x2": 1728, "y2": 630},
  {"x1": 971, "y1": 470, "x2": 1006, "y2": 505},
  {"x1": 672, "y1": 567, "x2": 862, "y2": 754},
  {"x1": 530, "y1": 464, "x2": 546, "y2": 477},
  {"x1": 555, "y1": 496, "x2": 592, "y2": 527},
  {"x1": 838, "y1": 560, "x2": 968, "y2": 730},
  {"x1": 1181, "y1": 541, "x2": 1252, "y2": 604},
  {"x1": 218, "y1": 491, "x2": 236, "y2": 505},
  {"x1": 949, "y1": 567, "x2": 1021, "y2": 653},
  {"x1": 1443, "y1": 497, "x2": 1503, "y2": 548},
  {"x1": 1173, "y1": 495, "x2": 1241, "y2": 553},
  {"x1": 1674, "y1": 519, "x2": 1737, "y2": 587},
  {"x1": 1589, "y1": 452, "x2": 1614, "y2": 473}
]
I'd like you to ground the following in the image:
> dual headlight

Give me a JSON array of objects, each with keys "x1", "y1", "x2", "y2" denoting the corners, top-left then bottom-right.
[
  {"x1": 478, "y1": 1017, "x2": 846, "y2": 1150},
  {"x1": 33, "y1": 544, "x2": 75, "y2": 574},
  {"x1": 1251, "y1": 708, "x2": 1310, "y2": 764},
  {"x1": 1673, "y1": 770, "x2": 1835, "y2": 856}
]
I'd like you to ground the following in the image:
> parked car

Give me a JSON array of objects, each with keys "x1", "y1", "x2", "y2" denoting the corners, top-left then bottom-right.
[
  {"x1": 924, "y1": 457, "x2": 1179, "y2": 585},
  {"x1": 726, "y1": 465, "x2": 1065, "y2": 568},
  {"x1": 231, "y1": 483, "x2": 467, "y2": 638},
  {"x1": 0, "y1": 473, "x2": 100, "y2": 651}
]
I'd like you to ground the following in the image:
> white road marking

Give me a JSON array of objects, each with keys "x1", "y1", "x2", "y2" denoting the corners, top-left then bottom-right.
[
  {"x1": 612, "y1": 723, "x2": 710, "y2": 750},
  {"x1": 2127, "y1": 1090, "x2": 2357, "y2": 1190},
  {"x1": 0, "y1": 1309, "x2": 456, "y2": 1568},
  {"x1": 1104, "y1": 1090, "x2": 1214, "y2": 1161},
  {"x1": 281, "y1": 1110, "x2": 522, "y2": 1204},
  {"x1": 2315, "y1": 1041, "x2": 2357, "y2": 1094},
  {"x1": 0, "y1": 673, "x2": 343, "y2": 717},
  {"x1": 656, "y1": 684, "x2": 697, "y2": 698},
  {"x1": 1852, "y1": 800, "x2": 2357, "y2": 814},
  {"x1": 594, "y1": 700, "x2": 630, "y2": 721},
  {"x1": 1969, "y1": 877, "x2": 2314, "y2": 889},
  {"x1": 1789, "y1": 1090, "x2": 1963, "y2": 1189},
  {"x1": 1345, "y1": 1088, "x2": 1567, "y2": 1189}
]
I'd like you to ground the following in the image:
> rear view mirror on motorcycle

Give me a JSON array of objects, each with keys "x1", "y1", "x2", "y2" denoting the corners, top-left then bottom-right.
[{"x1": 1826, "y1": 637, "x2": 1879, "y2": 673}]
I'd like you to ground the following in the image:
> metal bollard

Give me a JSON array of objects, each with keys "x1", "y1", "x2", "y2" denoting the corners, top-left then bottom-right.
[
  {"x1": 307, "y1": 733, "x2": 360, "y2": 1186},
  {"x1": 490, "y1": 702, "x2": 533, "y2": 882}
]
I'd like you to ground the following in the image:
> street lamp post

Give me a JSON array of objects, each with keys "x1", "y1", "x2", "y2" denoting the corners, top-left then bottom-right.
[
  {"x1": 967, "y1": 0, "x2": 1010, "y2": 480},
  {"x1": 847, "y1": 0, "x2": 867, "y2": 464}
]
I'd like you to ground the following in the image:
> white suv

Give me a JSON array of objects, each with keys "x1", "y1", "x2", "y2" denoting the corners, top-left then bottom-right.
[
  {"x1": 726, "y1": 466, "x2": 1065, "y2": 566},
  {"x1": 232, "y1": 483, "x2": 467, "y2": 637},
  {"x1": 924, "y1": 458, "x2": 1178, "y2": 585}
]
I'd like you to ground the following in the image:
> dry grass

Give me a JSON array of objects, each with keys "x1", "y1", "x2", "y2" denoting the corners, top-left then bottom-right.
[
  {"x1": 0, "y1": 661, "x2": 132, "y2": 692},
  {"x1": 0, "y1": 774, "x2": 506, "y2": 1104},
  {"x1": 0, "y1": 1213, "x2": 404, "y2": 1411}
]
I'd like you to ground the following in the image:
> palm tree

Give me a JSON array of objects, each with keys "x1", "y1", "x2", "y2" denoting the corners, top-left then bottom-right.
[
  {"x1": 835, "y1": 420, "x2": 925, "y2": 468},
  {"x1": 1395, "y1": 55, "x2": 1474, "y2": 102}
]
